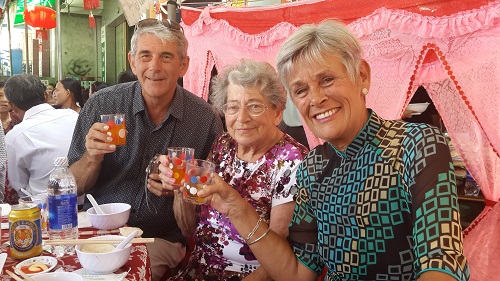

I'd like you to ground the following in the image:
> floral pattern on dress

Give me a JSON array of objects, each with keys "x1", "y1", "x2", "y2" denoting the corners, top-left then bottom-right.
[{"x1": 169, "y1": 132, "x2": 308, "y2": 280}]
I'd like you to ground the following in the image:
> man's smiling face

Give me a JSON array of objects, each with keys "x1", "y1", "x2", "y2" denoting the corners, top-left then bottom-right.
[{"x1": 129, "y1": 33, "x2": 188, "y2": 101}]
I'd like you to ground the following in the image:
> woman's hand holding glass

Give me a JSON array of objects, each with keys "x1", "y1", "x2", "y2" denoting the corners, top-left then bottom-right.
[
  {"x1": 146, "y1": 154, "x2": 178, "y2": 197},
  {"x1": 147, "y1": 155, "x2": 249, "y2": 215},
  {"x1": 196, "y1": 173, "x2": 250, "y2": 217}
]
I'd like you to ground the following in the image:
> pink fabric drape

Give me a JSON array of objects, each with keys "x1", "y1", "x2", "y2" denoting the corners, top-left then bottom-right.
[
  {"x1": 180, "y1": 3, "x2": 500, "y2": 279},
  {"x1": 181, "y1": 1, "x2": 500, "y2": 200},
  {"x1": 463, "y1": 202, "x2": 500, "y2": 280}
]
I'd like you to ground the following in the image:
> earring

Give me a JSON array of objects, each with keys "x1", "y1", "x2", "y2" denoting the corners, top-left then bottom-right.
[{"x1": 361, "y1": 88, "x2": 369, "y2": 95}]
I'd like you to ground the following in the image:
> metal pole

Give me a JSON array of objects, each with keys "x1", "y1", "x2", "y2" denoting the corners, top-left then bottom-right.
[
  {"x1": 55, "y1": 0, "x2": 62, "y2": 79},
  {"x1": 166, "y1": 1, "x2": 177, "y2": 21},
  {"x1": 23, "y1": 0, "x2": 30, "y2": 74},
  {"x1": 6, "y1": 2, "x2": 13, "y2": 75}
]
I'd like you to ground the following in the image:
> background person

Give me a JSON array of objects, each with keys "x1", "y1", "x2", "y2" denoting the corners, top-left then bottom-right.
[
  {"x1": 0, "y1": 125, "x2": 6, "y2": 203},
  {"x1": 67, "y1": 18, "x2": 223, "y2": 281},
  {"x1": 82, "y1": 81, "x2": 111, "y2": 103},
  {"x1": 45, "y1": 83, "x2": 58, "y2": 106},
  {"x1": 89, "y1": 81, "x2": 110, "y2": 97},
  {"x1": 0, "y1": 81, "x2": 21, "y2": 134},
  {"x1": 196, "y1": 20, "x2": 469, "y2": 281},
  {"x1": 4, "y1": 74, "x2": 78, "y2": 196},
  {"x1": 54, "y1": 78, "x2": 86, "y2": 113},
  {"x1": 117, "y1": 69, "x2": 138, "y2": 84},
  {"x1": 151, "y1": 59, "x2": 308, "y2": 280}
]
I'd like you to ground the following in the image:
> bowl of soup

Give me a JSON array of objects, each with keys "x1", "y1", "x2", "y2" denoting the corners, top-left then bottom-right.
[{"x1": 75, "y1": 235, "x2": 132, "y2": 274}]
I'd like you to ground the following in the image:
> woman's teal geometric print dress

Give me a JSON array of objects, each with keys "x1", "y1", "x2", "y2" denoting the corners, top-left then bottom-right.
[{"x1": 289, "y1": 110, "x2": 470, "y2": 281}]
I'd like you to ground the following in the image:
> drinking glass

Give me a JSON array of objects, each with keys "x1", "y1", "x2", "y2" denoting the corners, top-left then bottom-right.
[
  {"x1": 19, "y1": 194, "x2": 48, "y2": 235},
  {"x1": 101, "y1": 114, "x2": 126, "y2": 146},
  {"x1": 167, "y1": 147, "x2": 195, "y2": 188},
  {"x1": 183, "y1": 159, "x2": 215, "y2": 204}
]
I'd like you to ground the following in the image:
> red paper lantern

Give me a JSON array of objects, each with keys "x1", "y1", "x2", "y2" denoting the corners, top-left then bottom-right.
[{"x1": 24, "y1": 6, "x2": 56, "y2": 40}]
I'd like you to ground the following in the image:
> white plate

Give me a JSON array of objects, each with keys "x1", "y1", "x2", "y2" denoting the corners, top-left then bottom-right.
[
  {"x1": 0, "y1": 204, "x2": 11, "y2": 217},
  {"x1": 31, "y1": 272, "x2": 83, "y2": 281},
  {"x1": 15, "y1": 256, "x2": 57, "y2": 276}
]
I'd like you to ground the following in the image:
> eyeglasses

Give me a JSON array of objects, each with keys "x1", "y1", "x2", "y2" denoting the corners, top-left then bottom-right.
[
  {"x1": 136, "y1": 18, "x2": 183, "y2": 33},
  {"x1": 222, "y1": 102, "x2": 269, "y2": 117}
]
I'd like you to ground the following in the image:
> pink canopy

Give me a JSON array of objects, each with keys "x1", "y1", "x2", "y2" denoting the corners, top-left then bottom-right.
[{"x1": 180, "y1": 2, "x2": 500, "y2": 279}]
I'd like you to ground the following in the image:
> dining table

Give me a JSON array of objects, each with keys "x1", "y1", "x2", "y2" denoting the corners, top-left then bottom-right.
[{"x1": 0, "y1": 206, "x2": 152, "y2": 281}]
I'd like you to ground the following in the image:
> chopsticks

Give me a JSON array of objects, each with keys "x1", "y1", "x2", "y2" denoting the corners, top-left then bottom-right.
[
  {"x1": 6, "y1": 270, "x2": 24, "y2": 281},
  {"x1": 42, "y1": 229, "x2": 121, "y2": 239},
  {"x1": 6, "y1": 268, "x2": 35, "y2": 281},
  {"x1": 44, "y1": 237, "x2": 154, "y2": 245},
  {"x1": 14, "y1": 268, "x2": 35, "y2": 281}
]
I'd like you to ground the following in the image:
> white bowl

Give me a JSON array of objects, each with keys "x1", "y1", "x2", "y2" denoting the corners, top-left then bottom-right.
[
  {"x1": 406, "y1": 102, "x2": 430, "y2": 115},
  {"x1": 31, "y1": 272, "x2": 83, "y2": 281},
  {"x1": 15, "y1": 256, "x2": 57, "y2": 276},
  {"x1": 75, "y1": 235, "x2": 132, "y2": 274},
  {"x1": 87, "y1": 203, "x2": 131, "y2": 230}
]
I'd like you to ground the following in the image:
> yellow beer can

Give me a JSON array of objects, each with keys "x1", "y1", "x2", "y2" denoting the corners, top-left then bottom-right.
[{"x1": 9, "y1": 204, "x2": 43, "y2": 259}]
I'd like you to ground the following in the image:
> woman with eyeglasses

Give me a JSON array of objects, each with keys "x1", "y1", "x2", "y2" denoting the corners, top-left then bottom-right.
[
  {"x1": 54, "y1": 78, "x2": 86, "y2": 113},
  {"x1": 150, "y1": 59, "x2": 308, "y2": 280}
]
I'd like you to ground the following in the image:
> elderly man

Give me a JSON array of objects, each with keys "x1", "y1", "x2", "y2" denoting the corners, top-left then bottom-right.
[
  {"x1": 3, "y1": 74, "x2": 78, "y2": 196},
  {"x1": 67, "y1": 19, "x2": 223, "y2": 281}
]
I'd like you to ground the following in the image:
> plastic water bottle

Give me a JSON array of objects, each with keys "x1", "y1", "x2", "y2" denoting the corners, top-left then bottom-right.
[{"x1": 47, "y1": 157, "x2": 78, "y2": 256}]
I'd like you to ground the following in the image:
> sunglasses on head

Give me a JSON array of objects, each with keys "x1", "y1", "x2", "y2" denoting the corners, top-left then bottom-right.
[{"x1": 136, "y1": 18, "x2": 183, "y2": 33}]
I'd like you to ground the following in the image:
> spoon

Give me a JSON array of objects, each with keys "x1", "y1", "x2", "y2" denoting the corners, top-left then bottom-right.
[
  {"x1": 86, "y1": 194, "x2": 105, "y2": 215},
  {"x1": 21, "y1": 188, "x2": 33, "y2": 197},
  {"x1": 113, "y1": 230, "x2": 138, "y2": 252}
]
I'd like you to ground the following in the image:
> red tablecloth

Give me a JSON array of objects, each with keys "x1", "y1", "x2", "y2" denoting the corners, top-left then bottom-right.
[{"x1": 0, "y1": 226, "x2": 152, "y2": 281}]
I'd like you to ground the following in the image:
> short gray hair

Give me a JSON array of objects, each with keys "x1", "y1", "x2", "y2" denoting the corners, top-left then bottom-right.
[
  {"x1": 276, "y1": 19, "x2": 363, "y2": 94},
  {"x1": 4, "y1": 74, "x2": 45, "y2": 111},
  {"x1": 210, "y1": 59, "x2": 286, "y2": 111},
  {"x1": 130, "y1": 21, "x2": 188, "y2": 62}
]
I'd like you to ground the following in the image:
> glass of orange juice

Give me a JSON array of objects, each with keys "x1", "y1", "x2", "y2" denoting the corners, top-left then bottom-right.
[
  {"x1": 101, "y1": 114, "x2": 126, "y2": 146},
  {"x1": 183, "y1": 159, "x2": 215, "y2": 204},
  {"x1": 167, "y1": 147, "x2": 195, "y2": 188}
]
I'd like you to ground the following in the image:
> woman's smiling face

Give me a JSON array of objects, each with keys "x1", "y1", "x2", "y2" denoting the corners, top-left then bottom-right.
[
  {"x1": 287, "y1": 54, "x2": 370, "y2": 149},
  {"x1": 225, "y1": 84, "x2": 282, "y2": 150}
]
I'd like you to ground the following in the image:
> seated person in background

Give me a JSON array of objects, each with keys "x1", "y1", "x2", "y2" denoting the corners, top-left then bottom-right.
[
  {"x1": 150, "y1": 59, "x2": 309, "y2": 280},
  {"x1": 117, "y1": 70, "x2": 138, "y2": 84},
  {"x1": 67, "y1": 18, "x2": 223, "y2": 281},
  {"x1": 89, "y1": 81, "x2": 110, "y2": 96},
  {"x1": 3, "y1": 74, "x2": 78, "y2": 196},
  {"x1": 0, "y1": 81, "x2": 22, "y2": 134},
  {"x1": 83, "y1": 82, "x2": 111, "y2": 102},
  {"x1": 0, "y1": 126, "x2": 6, "y2": 203},
  {"x1": 54, "y1": 78, "x2": 86, "y2": 113},
  {"x1": 45, "y1": 83, "x2": 58, "y2": 106},
  {"x1": 194, "y1": 20, "x2": 469, "y2": 281}
]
